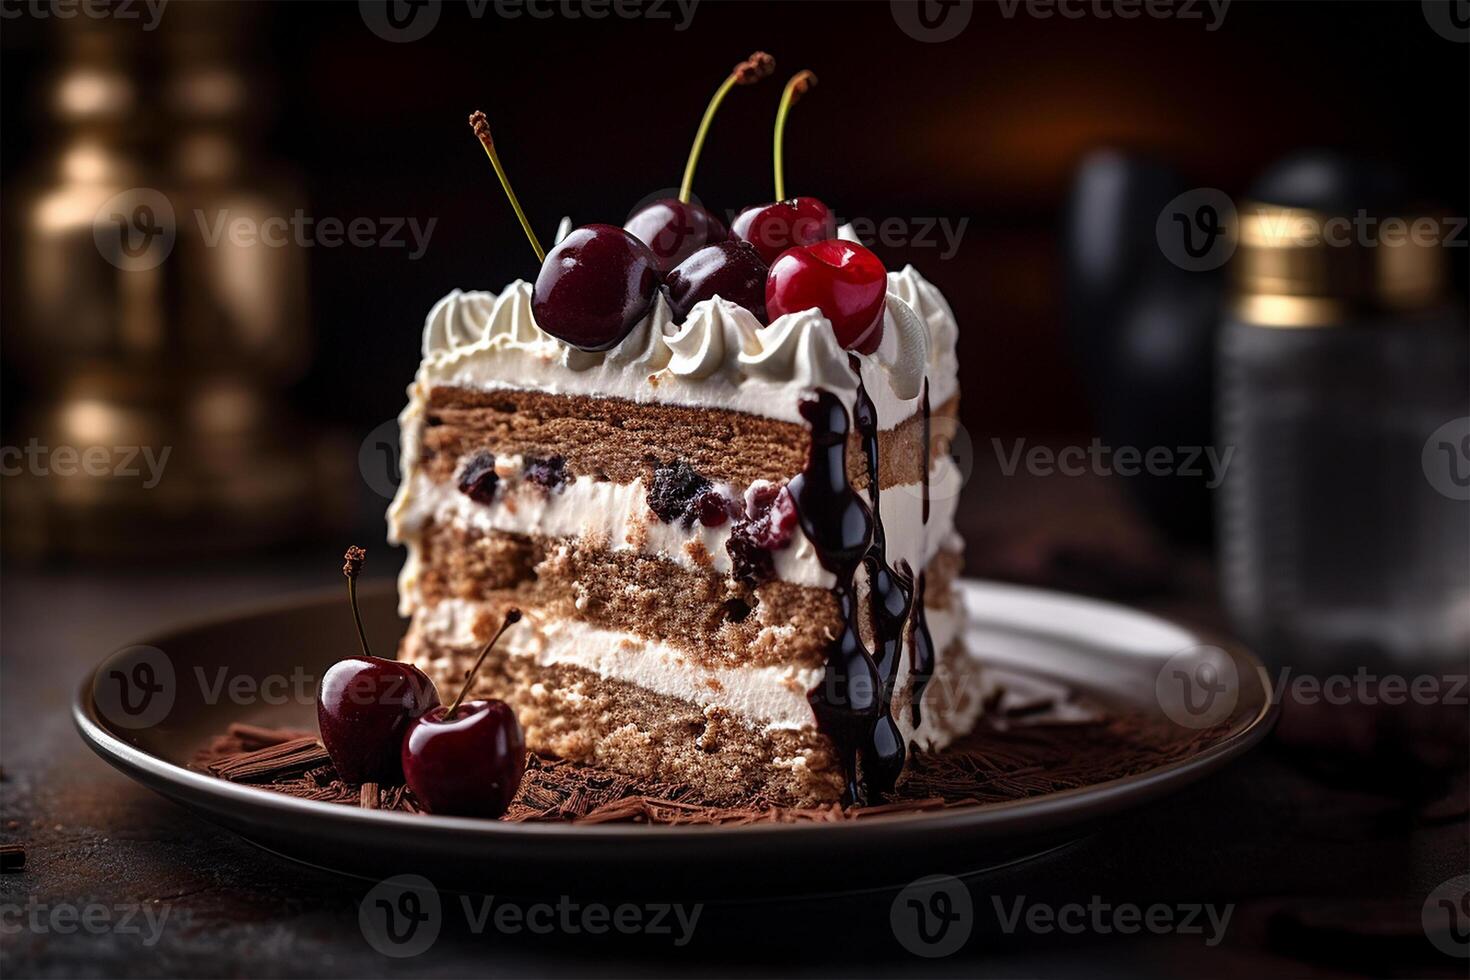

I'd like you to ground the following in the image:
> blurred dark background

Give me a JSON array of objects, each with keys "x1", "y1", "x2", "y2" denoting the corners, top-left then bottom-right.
[{"x1": 1, "y1": 0, "x2": 1465, "y2": 571}]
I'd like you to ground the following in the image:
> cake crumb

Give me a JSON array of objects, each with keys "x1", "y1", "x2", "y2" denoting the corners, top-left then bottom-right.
[
  {"x1": 695, "y1": 706, "x2": 726, "y2": 753},
  {"x1": 683, "y1": 540, "x2": 714, "y2": 568}
]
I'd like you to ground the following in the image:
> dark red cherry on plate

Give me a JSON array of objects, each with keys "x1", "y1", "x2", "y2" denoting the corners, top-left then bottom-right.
[
  {"x1": 766, "y1": 239, "x2": 888, "y2": 353},
  {"x1": 533, "y1": 224, "x2": 659, "y2": 351},
  {"x1": 624, "y1": 198, "x2": 729, "y2": 273},
  {"x1": 731, "y1": 197, "x2": 837, "y2": 265},
  {"x1": 317, "y1": 656, "x2": 439, "y2": 784},
  {"x1": 664, "y1": 240, "x2": 769, "y2": 322},
  {"x1": 402, "y1": 700, "x2": 525, "y2": 818}
]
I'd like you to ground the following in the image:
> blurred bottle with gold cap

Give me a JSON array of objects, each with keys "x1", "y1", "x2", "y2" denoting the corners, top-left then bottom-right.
[
  {"x1": 1218, "y1": 152, "x2": 1469, "y2": 670},
  {"x1": 7, "y1": 8, "x2": 350, "y2": 558}
]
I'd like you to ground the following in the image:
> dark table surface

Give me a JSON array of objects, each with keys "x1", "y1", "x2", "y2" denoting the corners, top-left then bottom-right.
[{"x1": 2, "y1": 473, "x2": 1467, "y2": 978}]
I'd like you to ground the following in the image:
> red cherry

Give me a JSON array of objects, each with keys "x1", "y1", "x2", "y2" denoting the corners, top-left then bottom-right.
[
  {"x1": 401, "y1": 700, "x2": 525, "y2": 817},
  {"x1": 317, "y1": 657, "x2": 439, "y2": 784},
  {"x1": 731, "y1": 197, "x2": 836, "y2": 264},
  {"x1": 624, "y1": 198, "x2": 729, "y2": 273},
  {"x1": 533, "y1": 224, "x2": 659, "y2": 351},
  {"x1": 765, "y1": 239, "x2": 888, "y2": 352}
]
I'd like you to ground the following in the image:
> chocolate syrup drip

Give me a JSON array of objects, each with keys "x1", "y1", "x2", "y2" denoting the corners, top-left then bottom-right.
[
  {"x1": 790, "y1": 357, "x2": 917, "y2": 804},
  {"x1": 920, "y1": 380, "x2": 931, "y2": 525},
  {"x1": 910, "y1": 379, "x2": 935, "y2": 727},
  {"x1": 908, "y1": 571, "x2": 936, "y2": 728}
]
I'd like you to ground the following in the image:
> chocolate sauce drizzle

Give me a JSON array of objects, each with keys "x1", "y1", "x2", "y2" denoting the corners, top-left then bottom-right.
[
  {"x1": 790, "y1": 356, "x2": 921, "y2": 804},
  {"x1": 920, "y1": 380, "x2": 932, "y2": 525},
  {"x1": 909, "y1": 572, "x2": 936, "y2": 728}
]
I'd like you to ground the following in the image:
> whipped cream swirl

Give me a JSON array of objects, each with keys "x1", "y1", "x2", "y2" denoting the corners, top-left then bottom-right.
[{"x1": 414, "y1": 260, "x2": 959, "y2": 426}]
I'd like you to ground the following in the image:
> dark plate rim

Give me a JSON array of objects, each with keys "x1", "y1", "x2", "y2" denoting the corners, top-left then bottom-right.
[{"x1": 73, "y1": 579, "x2": 1278, "y2": 843}]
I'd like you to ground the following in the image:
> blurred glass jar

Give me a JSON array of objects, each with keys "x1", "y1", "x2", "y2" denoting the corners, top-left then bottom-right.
[{"x1": 1217, "y1": 162, "x2": 1469, "y2": 671}]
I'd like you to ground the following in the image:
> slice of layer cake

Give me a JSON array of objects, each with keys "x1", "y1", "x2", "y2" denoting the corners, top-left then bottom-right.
[{"x1": 388, "y1": 257, "x2": 979, "y2": 806}]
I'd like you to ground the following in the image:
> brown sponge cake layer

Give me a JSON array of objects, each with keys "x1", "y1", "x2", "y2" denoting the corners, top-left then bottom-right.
[
  {"x1": 413, "y1": 521, "x2": 964, "y2": 670},
  {"x1": 400, "y1": 626, "x2": 846, "y2": 806},
  {"x1": 420, "y1": 386, "x2": 958, "y2": 490},
  {"x1": 400, "y1": 623, "x2": 975, "y2": 807}
]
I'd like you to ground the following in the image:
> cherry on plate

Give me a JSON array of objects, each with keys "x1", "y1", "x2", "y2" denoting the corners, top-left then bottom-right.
[
  {"x1": 401, "y1": 700, "x2": 526, "y2": 817},
  {"x1": 317, "y1": 656, "x2": 439, "y2": 784}
]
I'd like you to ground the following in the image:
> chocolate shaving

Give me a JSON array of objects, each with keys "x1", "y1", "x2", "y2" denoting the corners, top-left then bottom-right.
[
  {"x1": 193, "y1": 696, "x2": 1235, "y2": 825},
  {"x1": 205, "y1": 736, "x2": 328, "y2": 784},
  {"x1": 1, "y1": 843, "x2": 25, "y2": 872}
]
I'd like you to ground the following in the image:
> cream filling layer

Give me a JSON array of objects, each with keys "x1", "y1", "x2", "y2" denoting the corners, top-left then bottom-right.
[
  {"x1": 413, "y1": 596, "x2": 968, "y2": 739},
  {"x1": 392, "y1": 454, "x2": 964, "y2": 598}
]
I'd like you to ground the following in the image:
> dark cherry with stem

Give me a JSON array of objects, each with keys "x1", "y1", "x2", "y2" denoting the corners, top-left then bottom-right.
[
  {"x1": 468, "y1": 111, "x2": 658, "y2": 351},
  {"x1": 664, "y1": 239, "x2": 769, "y2": 322},
  {"x1": 317, "y1": 547, "x2": 440, "y2": 784},
  {"x1": 624, "y1": 52, "x2": 774, "y2": 271},
  {"x1": 401, "y1": 610, "x2": 526, "y2": 818},
  {"x1": 732, "y1": 71, "x2": 837, "y2": 264}
]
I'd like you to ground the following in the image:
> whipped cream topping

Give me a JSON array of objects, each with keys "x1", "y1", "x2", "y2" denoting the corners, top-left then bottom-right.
[{"x1": 412, "y1": 262, "x2": 958, "y2": 428}]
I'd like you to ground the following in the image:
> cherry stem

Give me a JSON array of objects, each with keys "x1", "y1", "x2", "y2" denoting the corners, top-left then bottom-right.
[
  {"x1": 469, "y1": 111, "x2": 546, "y2": 263},
  {"x1": 773, "y1": 70, "x2": 816, "y2": 202},
  {"x1": 679, "y1": 51, "x2": 775, "y2": 204},
  {"x1": 445, "y1": 609, "x2": 522, "y2": 720},
  {"x1": 342, "y1": 546, "x2": 372, "y2": 659}
]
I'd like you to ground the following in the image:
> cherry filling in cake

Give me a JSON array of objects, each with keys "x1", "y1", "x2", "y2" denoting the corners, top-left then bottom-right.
[{"x1": 388, "y1": 258, "x2": 978, "y2": 806}]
